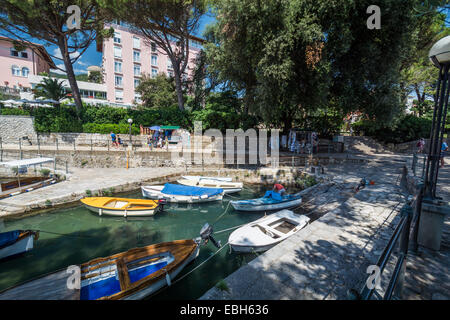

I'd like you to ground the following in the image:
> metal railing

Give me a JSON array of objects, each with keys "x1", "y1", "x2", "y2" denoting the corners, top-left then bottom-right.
[
  {"x1": 411, "y1": 153, "x2": 427, "y2": 179},
  {"x1": 357, "y1": 204, "x2": 414, "y2": 300}
]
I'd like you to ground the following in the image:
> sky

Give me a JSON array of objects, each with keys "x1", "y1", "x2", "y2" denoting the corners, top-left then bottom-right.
[
  {"x1": 49, "y1": 13, "x2": 217, "y2": 75},
  {"x1": 5, "y1": 7, "x2": 448, "y2": 76}
]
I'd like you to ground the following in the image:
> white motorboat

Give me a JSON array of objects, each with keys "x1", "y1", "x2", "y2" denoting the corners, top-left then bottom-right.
[
  {"x1": 181, "y1": 176, "x2": 233, "y2": 182},
  {"x1": 177, "y1": 178, "x2": 242, "y2": 194},
  {"x1": 228, "y1": 210, "x2": 310, "y2": 253},
  {"x1": 141, "y1": 184, "x2": 224, "y2": 203}
]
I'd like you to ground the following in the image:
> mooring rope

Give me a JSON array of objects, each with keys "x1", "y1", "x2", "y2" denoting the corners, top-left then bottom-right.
[
  {"x1": 172, "y1": 241, "x2": 229, "y2": 285},
  {"x1": 146, "y1": 241, "x2": 230, "y2": 299},
  {"x1": 212, "y1": 201, "x2": 233, "y2": 225},
  {"x1": 214, "y1": 222, "x2": 250, "y2": 235}
]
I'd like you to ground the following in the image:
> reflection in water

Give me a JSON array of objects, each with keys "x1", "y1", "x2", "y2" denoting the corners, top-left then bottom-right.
[{"x1": 0, "y1": 185, "x2": 283, "y2": 299}]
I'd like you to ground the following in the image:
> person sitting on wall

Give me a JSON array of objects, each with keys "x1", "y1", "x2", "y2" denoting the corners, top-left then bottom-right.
[{"x1": 273, "y1": 183, "x2": 286, "y2": 196}]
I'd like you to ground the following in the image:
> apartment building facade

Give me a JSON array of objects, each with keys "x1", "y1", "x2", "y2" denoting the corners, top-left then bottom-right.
[
  {"x1": 101, "y1": 22, "x2": 203, "y2": 105},
  {"x1": 0, "y1": 37, "x2": 56, "y2": 98}
]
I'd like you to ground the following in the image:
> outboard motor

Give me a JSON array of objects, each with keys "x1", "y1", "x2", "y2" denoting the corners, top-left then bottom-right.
[
  {"x1": 158, "y1": 198, "x2": 167, "y2": 211},
  {"x1": 198, "y1": 223, "x2": 221, "y2": 248}
]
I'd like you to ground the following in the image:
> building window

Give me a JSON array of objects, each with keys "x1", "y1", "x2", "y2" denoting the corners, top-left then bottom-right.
[
  {"x1": 10, "y1": 48, "x2": 28, "y2": 58},
  {"x1": 114, "y1": 46, "x2": 122, "y2": 58},
  {"x1": 151, "y1": 68, "x2": 158, "y2": 78},
  {"x1": 134, "y1": 93, "x2": 142, "y2": 103},
  {"x1": 11, "y1": 65, "x2": 21, "y2": 76},
  {"x1": 114, "y1": 32, "x2": 121, "y2": 44},
  {"x1": 114, "y1": 61, "x2": 122, "y2": 73},
  {"x1": 133, "y1": 37, "x2": 140, "y2": 49},
  {"x1": 168, "y1": 71, "x2": 174, "y2": 78},
  {"x1": 115, "y1": 89, "x2": 123, "y2": 102},
  {"x1": 151, "y1": 42, "x2": 157, "y2": 52},
  {"x1": 134, "y1": 64, "x2": 141, "y2": 76},
  {"x1": 22, "y1": 67, "x2": 29, "y2": 77},
  {"x1": 151, "y1": 55, "x2": 158, "y2": 66},
  {"x1": 10, "y1": 48, "x2": 19, "y2": 57},
  {"x1": 167, "y1": 59, "x2": 173, "y2": 70},
  {"x1": 133, "y1": 50, "x2": 140, "y2": 62},
  {"x1": 134, "y1": 78, "x2": 140, "y2": 88},
  {"x1": 115, "y1": 75, "x2": 123, "y2": 87}
]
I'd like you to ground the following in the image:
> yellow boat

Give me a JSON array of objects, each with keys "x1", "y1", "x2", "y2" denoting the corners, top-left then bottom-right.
[{"x1": 80, "y1": 197, "x2": 163, "y2": 217}]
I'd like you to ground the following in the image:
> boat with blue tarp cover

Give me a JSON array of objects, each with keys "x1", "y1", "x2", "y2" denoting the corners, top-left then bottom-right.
[
  {"x1": 0, "y1": 230, "x2": 39, "y2": 260},
  {"x1": 230, "y1": 191, "x2": 302, "y2": 212},
  {"x1": 0, "y1": 224, "x2": 220, "y2": 300},
  {"x1": 141, "y1": 183, "x2": 224, "y2": 203}
]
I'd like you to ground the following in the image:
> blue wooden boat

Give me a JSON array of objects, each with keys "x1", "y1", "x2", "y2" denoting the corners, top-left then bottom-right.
[{"x1": 230, "y1": 191, "x2": 302, "y2": 212}]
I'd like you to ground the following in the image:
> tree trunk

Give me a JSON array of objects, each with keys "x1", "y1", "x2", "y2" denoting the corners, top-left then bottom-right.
[
  {"x1": 58, "y1": 38, "x2": 83, "y2": 116},
  {"x1": 173, "y1": 68, "x2": 185, "y2": 111}
]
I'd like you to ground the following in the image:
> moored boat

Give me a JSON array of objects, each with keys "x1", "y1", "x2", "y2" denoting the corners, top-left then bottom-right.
[
  {"x1": 181, "y1": 176, "x2": 233, "y2": 182},
  {"x1": 80, "y1": 197, "x2": 162, "y2": 217},
  {"x1": 230, "y1": 191, "x2": 302, "y2": 212},
  {"x1": 177, "y1": 178, "x2": 242, "y2": 194},
  {"x1": 141, "y1": 183, "x2": 224, "y2": 203},
  {"x1": 0, "y1": 224, "x2": 221, "y2": 300},
  {"x1": 229, "y1": 210, "x2": 310, "y2": 252},
  {"x1": 0, "y1": 230, "x2": 40, "y2": 260}
]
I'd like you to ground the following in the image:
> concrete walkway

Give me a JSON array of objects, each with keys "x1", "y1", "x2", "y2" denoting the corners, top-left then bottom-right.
[
  {"x1": 0, "y1": 167, "x2": 185, "y2": 217},
  {"x1": 200, "y1": 161, "x2": 408, "y2": 300}
]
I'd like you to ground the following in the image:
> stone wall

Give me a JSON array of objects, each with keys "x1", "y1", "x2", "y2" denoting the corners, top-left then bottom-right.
[{"x1": 0, "y1": 115, "x2": 37, "y2": 141}]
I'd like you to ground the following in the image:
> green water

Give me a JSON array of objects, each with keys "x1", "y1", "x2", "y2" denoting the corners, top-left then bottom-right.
[{"x1": 0, "y1": 185, "x2": 281, "y2": 300}]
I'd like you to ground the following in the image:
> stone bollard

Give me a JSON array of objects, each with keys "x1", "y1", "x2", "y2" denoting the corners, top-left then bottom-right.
[{"x1": 418, "y1": 199, "x2": 450, "y2": 251}]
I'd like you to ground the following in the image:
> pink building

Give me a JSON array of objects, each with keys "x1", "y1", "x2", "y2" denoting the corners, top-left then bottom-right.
[
  {"x1": 0, "y1": 36, "x2": 55, "y2": 97},
  {"x1": 100, "y1": 22, "x2": 203, "y2": 105}
]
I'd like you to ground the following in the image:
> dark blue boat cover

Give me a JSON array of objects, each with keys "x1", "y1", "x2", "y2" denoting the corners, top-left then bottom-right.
[
  {"x1": 0, "y1": 230, "x2": 20, "y2": 248},
  {"x1": 161, "y1": 183, "x2": 223, "y2": 197}
]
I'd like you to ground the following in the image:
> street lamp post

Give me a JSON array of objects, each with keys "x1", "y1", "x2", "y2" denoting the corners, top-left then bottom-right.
[
  {"x1": 128, "y1": 118, "x2": 133, "y2": 147},
  {"x1": 415, "y1": 36, "x2": 450, "y2": 251},
  {"x1": 424, "y1": 36, "x2": 450, "y2": 199}
]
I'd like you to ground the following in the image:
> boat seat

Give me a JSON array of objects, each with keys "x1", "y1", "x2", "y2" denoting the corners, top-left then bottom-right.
[{"x1": 103, "y1": 201, "x2": 128, "y2": 208}]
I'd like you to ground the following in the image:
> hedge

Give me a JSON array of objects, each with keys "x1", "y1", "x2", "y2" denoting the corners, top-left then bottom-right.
[{"x1": 82, "y1": 123, "x2": 140, "y2": 135}]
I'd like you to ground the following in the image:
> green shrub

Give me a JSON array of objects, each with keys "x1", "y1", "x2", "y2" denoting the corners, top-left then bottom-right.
[
  {"x1": 82, "y1": 123, "x2": 140, "y2": 135},
  {"x1": 40, "y1": 168, "x2": 51, "y2": 177},
  {"x1": 0, "y1": 107, "x2": 31, "y2": 116},
  {"x1": 352, "y1": 115, "x2": 432, "y2": 144}
]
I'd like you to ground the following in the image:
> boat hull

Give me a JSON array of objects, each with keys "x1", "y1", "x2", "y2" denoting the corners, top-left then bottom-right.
[
  {"x1": 229, "y1": 243, "x2": 277, "y2": 253},
  {"x1": 83, "y1": 204, "x2": 160, "y2": 217},
  {"x1": 0, "y1": 234, "x2": 35, "y2": 260},
  {"x1": 0, "y1": 239, "x2": 199, "y2": 300},
  {"x1": 80, "y1": 197, "x2": 161, "y2": 217},
  {"x1": 122, "y1": 246, "x2": 199, "y2": 300},
  {"x1": 228, "y1": 210, "x2": 310, "y2": 253},
  {"x1": 230, "y1": 197, "x2": 302, "y2": 212},
  {"x1": 181, "y1": 176, "x2": 232, "y2": 182},
  {"x1": 177, "y1": 179, "x2": 242, "y2": 194},
  {"x1": 141, "y1": 186, "x2": 223, "y2": 203}
]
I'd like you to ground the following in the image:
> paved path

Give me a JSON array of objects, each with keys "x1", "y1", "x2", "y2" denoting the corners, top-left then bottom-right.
[
  {"x1": 200, "y1": 161, "x2": 408, "y2": 300},
  {"x1": 0, "y1": 167, "x2": 185, "y2": 217}
]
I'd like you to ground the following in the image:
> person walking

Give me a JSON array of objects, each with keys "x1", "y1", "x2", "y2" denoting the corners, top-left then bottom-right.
[
  {"x1": 417, "y1": 138, "x2": 425, "y2": 153},
  {"x1": 110, "y1": 132, "x2": 118, "y2": 148},
  {"x1": 441, "y1": 140, "x2": 448, "y2": 168}
]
